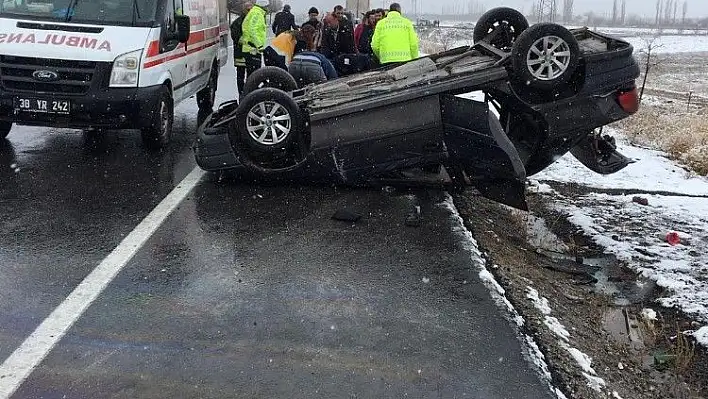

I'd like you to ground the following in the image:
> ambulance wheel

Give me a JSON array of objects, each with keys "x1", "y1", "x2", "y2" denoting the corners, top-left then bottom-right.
[
  {"x1": 511, "y1": 23, "x2": 580, "y2": 91},
  {"x1": 235, "y1": 88, "x2": 302, "y2": 153},
  {"x1": 0, "y1": 122, "x2": 12, "y2": 139},
  {"x1": 141, "y1": 86, "x2": 173, "y2": 150},
  {"x1": 473, "y1": 7, "x2": 529, "y2": 50},
  {"x1": 197, "y1": 63, "x2": 218, "y2": 111},
  {"x1": 242, "y1": 66, "x2": 298, "y2": 96}
]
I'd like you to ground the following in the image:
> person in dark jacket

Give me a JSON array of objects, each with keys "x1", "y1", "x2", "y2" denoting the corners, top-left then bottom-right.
[
  {"x1": 357, "y1": 11, "x2": 375, "y2": 54},
  {"x1": 302, "y1": 7, "x2": 321, "y2": 30},
  {"x1": 289, "y1": 25, "x2": 338, "y2": 87},
  {"x1": 230, "y1": 2, "x2": 252, "y2": 96},
  {"x1": 317, "y1": 13, "x2": 341, "y2": 60},
  {"x1": 272, "y1": 4, "x2": 298, "y2": 36},
  {"x1": 333, "y1": 5, "x2": 356, "y2": 54}
]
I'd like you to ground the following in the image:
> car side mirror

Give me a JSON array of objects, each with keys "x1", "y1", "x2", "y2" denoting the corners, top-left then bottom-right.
[{"x1": 175, "y1": 14, "x2": 190, "y2": 43}]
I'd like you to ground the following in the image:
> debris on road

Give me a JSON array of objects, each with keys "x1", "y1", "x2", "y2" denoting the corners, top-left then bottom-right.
[
  {"x1": 405, "y1": 206, "x2": 422, "y2": 227},
  {"x1": 331, "y1": 209, "x2": 362, "y2": 222},
  {"x1": 665, "y1": 231, "x2": 681, "y2": 246}
]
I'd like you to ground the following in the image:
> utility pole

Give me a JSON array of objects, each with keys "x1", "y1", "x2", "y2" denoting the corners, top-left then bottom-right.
[{"x1": 537, "y1": 0, "x2": 557, "y2": 23}]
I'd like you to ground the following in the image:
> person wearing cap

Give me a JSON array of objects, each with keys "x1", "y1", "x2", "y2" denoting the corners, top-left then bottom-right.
[
  {"x1": 272, "y1": 4, "x2": 298, "y2": 36},
  {"x1": 242, "y1": 0, "x2": 269, "y2": 75},
  {"x1": 302, "y1": 7, "x2": 323, "y2": 50},
  {"x1": 302, "y1": 7, "x2": 321, "y2": 30},
  {"x1": 230, "y1": 1, "x2": 253, "y2": 96},
  {"x1": 371, "y1": 2, "x2": 418, "y2": 65}
]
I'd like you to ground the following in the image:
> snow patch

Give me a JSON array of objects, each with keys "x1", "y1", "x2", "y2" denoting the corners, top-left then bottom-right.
[
  {"x1": 525, "y1": 287, "x2": 608, "y2": 392},
  {"x1": 694, "y1": 326, "x2": 708, "y2": 347},
  {"x1": 641, "y1": 308, "x2": 658, "y2": 321},
  {"x1": 552, "y1": 193, "x2": 708, "y2": 324},
  {"x1": 527, "y1": 287, "x2": 571, "y2": 342},
  {"x1": 536, "y1": 130, "x2": 708, "y2": 346},
  {"x1": 534, "y1": 129, "x2": 708, "y2": 196}
]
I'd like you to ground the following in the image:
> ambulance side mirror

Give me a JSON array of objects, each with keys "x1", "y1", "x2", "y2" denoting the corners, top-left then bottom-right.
[{"x1": 175, "y1": 14, "x2": 191, "y2": 43}]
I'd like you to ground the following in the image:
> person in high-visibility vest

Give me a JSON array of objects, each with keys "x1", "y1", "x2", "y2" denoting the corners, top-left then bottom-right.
[
  {"x1": 241, "y1": 0, "x2": 269, "y2": 74},
  {"x1": 371, "y1": 3, "x2": 419, "y2": 66}
]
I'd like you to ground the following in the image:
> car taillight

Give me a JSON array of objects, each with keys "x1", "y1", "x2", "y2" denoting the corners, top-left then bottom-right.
[{"x1": 618, "y1": 88, "x2": 639, "y2": 114}]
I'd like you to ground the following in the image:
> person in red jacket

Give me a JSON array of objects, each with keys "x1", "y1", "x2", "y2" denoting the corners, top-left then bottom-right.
[{"x1": 354, "y1": 11, "x2": 372, "y2": 48}]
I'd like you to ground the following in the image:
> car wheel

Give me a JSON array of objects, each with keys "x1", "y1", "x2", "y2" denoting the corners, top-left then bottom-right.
[
  {"x1": 0, "y1": 121, "x2": 12, "y2": 139},
  {"x1": 236, "y1": 88, "x2": 302, "y2": 153},
  {"x1": 141, "y1": 86, "x2": 173, "y2": 150},
  {"x1": 242, "y1": 66, "x2": 298, "y2": 97},
  {"x1": 511, "y1": 23, "x2": 580, "y2": 92},
  {"x1": 473, "y1": 7, "x2": 529, "y2": 50},
  {"x1": 197, "y1": 63, "x2": 218, "y2": 111}
]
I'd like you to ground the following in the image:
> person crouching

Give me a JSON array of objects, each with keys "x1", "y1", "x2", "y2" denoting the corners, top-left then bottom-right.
[{"x1": 288, "y1": 25, "x2": 338, "y2": 87}]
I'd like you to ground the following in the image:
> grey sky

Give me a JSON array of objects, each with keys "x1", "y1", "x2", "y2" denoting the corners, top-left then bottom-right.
[{"x1": 285, "y1": 0, "x2": 708, "y2": 19}]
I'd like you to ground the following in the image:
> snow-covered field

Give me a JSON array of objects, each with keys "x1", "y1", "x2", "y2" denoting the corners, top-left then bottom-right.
[
  {"x1": 421, "y1": 23, "x2": 708, "y2": 53},
  {"x1": 531, "y1": 132, "x2": 708, "y2": 347}
]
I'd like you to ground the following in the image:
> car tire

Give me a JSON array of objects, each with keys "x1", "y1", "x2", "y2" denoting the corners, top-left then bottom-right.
[
  {"x1": 0, "y1": 121, "x2": 12, "y2": 139},
  {"x1": 141, "y1": 86, "x2": 174, "y2": 150},
  {"x1": 235, "y1": 87, "x2": 303, "y2": 153},
  {"x1": 197, "y1": 63, "x2": 218, "y2": 111},
  {"x1": 473, "y1": 7, "x2": 529, "y2": 50},
  {"x1": 511, "y1": 23, "x2": 580, "y2": 92},
  {"x1": 242, "y1": 66, "x2": 298, "y2": 97}
]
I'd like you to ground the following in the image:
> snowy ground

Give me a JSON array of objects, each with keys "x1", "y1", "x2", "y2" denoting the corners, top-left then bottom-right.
[{"x1": 531, "y1": 131, "x2": 708, "y2": 347}]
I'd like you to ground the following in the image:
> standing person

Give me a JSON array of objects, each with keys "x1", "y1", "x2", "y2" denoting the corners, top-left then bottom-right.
[
  {"x1": 272, "y1": 4, "x2": 298, "y2": 36},
  {"x1": 302, "y1": 7, "x2": 323, "y2": 50},
  {"x1": 333, "y1": 5, "x2": 356, "y2": 54},
  {"x1": 353, "y1": 11, "x2": 371, "y2": 48},
  {"x1": 371, "y1": 3, "x2": 418, "y2": 66},
  {"x1": 241, "y1": 0, "x2": 270, "y2": 75},
  {"x1": 302, "y1": 7, "x2": 321, "y2": 30},
  {"x1": 357, "y1": 11, "x2": 376, "y2": 54},
  {"x1": 318, "y1": 13, "x2": 340, "y2": 60},
  {"x1": 230, "y1": 2, "x2": 253, "y2": 96}
]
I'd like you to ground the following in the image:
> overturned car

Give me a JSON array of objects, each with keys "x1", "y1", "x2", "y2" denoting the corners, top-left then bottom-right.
[{"x1": 193, "y1": 8, "x2": 640, "y2": 210}]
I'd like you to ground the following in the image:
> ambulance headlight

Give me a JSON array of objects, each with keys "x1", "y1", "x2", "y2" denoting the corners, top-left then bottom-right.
[{"x1": 110, "y1": 49, "x2": 142, "y2": 87}]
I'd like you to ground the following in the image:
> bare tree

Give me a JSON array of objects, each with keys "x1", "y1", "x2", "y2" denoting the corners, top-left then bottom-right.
[
  {"x1": 673, "y1": 0, "x2": 678, "y2": 25},
  {"x1": 563, "y1": 0, "x2": 574, "y2": 23},
  {"x1": 655, "y1": 0, "x2": 662, "y2": 26},
  {"x1": 612, "y1": 0, "x2": 618, "y2": 25},
  {"x1": 267, "y1": 0, "x2": 282, "y2": 14},
  {"x1": 638, "y1": 36, "x2": 664, "y2": 103},
  {"x1": 664, "y1": 0, "x2": 673, "y2": 26},
  {"x1": 682, "y1": 1, "x2": 688, "y2": 26},
  {"x1": 621, "y1": 0, "x2": 626, "y2": 25}
]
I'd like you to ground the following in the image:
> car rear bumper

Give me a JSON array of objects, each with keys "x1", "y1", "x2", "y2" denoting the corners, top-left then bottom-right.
[
  {"x1": 0, "y1": 85, "x2": 163, "y2": 129},
  {"x1": 193, "y1": 111, "x2": 240, "y2": 171}
]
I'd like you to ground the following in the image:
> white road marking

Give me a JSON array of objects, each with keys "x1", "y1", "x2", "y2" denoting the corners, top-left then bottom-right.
[{"x1": 0, "y1": 167, "x2": 205, "y2": 399}]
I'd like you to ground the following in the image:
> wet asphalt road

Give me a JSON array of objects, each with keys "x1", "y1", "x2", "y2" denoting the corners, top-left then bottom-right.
[{"x1": 0, "y1": 61, "x2": 554, "y2": 398}]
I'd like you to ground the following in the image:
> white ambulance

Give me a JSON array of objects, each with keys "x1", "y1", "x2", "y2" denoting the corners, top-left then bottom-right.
[{"x1": 0, "y1": 0, "x2": 229, "y2": 148}]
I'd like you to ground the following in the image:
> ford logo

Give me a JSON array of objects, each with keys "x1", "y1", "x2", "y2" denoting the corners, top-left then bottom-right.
[{"x1": 32, "y1": 70, "x2": 59, "y2": 82}]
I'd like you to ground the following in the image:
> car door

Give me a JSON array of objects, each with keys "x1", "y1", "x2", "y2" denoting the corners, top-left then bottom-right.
[
  {"x1": 160, "y1": 0, "x2": 187, "y2": 102},
  {"x1": 309, "y1": 95, "x2": 448, "y2": 182},
  {"x1": 440, "y1": 94, "x2": 529, "y2": 210}
]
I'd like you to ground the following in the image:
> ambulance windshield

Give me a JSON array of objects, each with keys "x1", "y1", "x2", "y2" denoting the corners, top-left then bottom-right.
[{"x1": 0, "y1": 0, "x2": 159, "y2": 27}]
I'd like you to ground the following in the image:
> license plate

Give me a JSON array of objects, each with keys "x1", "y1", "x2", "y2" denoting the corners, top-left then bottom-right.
[{"x1": 15, "y1": 97, "x2": 71, "y2": 114}]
